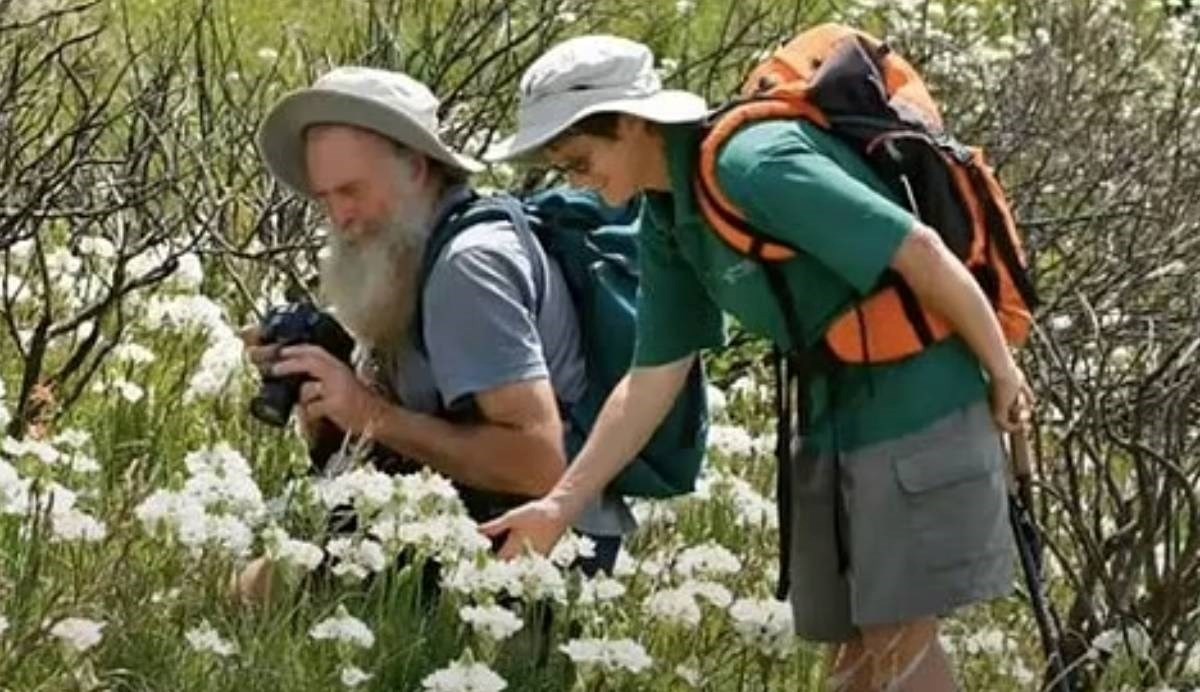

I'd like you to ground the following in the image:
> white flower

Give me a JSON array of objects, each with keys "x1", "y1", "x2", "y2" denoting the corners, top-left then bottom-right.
[
  {"x1": 309, "y1": 606, "x2": 375, "y2": 649},
  {"x1": 0, "y1": 616, "x2": 8, "y2": 638},
  {"x1": 1092, "y1": 626, "x2": 1152, "y2": 660},
  {"x1": 643, "y1": 588, "x2": 702, "y2": 627},
  {"x1": 112, "y1": 342, "x2": 157, "y2": 365},
  {"x1": 2, "y1": 276, "x2": 31, "y2": 307},
  {"x1": 675, "y1": 664, "x2": 704, "y2": 687},
  {"x1": 370, "y1": 515, "x2": 490, "y2": 563},
  {"x1": 8, "y1": 239, "x2": 34, "y2": 261},
  {"x1": 172, "y1": 252, "x2": 204, "y2": 290},
  {"x1": 51, "y1": 508, "x2": 107, "y2": 543},
  {"x1": 393, "y1": 471, "x2": 461, "y2": 509},
  {"x1": 262, "y1": 526, "x2": 325, "y2": 572},
  {"x1": 557, "y1": 10, "x2": 578, "y2": 23},
  {"x1": 559, "y1": 638, "x2": 653, "y2": 674},
  {"x1": 0, "y1": 459, "x2": 32, "y2": 515},
  {"x1": 729, "y1": 599, "x2": 795, "y2": 658},
  {"x1": 694, "y1": 470, "x2": 777, "y2": 528},
  {"x1": 675, "y1": 0, "x2": 696, "y2": 15},
  {"x1": 578, "y1": 576, "x2": 627, "y2": 606},
  {"x1": 459, "y1": 605, "x2": 524, "y2": 641},
  {"x1": 143, "y1": 295, "x2": 229, "y2": 336},
  {"x1": 674, "y1": 542, "x2": 741, "y2": 579},
  {"x1": 326, "y1": 537, "x2": 388, "y2": 581},
  {"x1": 206, "y1": 514, "x2": 255, "y2": 557},
  {"x1": 631, "y1": 500, "x2": 678, "y2": 527},
  {"x1": 135, "y1": 458, "x2": 260, "y2": 558},
  {"x1": 77, "y1": 236, "x2": 116, "y2": 260},
  {"x1": 680, "y1": 580, "x2": 733, "y2": 608},
  {"x1": 64, "y1": 454, "x2": 100, "y2": 474},
  {"x1": 53, "y1": 429, "x2": 91, "y2": 450},
  {"x1": 340, "y1": 666, "x2": 373, "y2": 688},
  {"x1": 512, "y1": 554, "x2": 568, "y2": 602},
  {"x1": 962, "y1": 628, "x2": 1010, "y2": 656},
  {"x1": 2, "y1": 436, "x2": 61, "y2": 465},
  {"x1": 637, "y1": 554, "x2": 666, "y2": 578},
  {"x1": 549, "y1": 532, "x2": 596, "y2": 567},
  {"x1": 185, "y1": 620, "x2": 238, "y2": 657},
  {"x1": 49, "y1": 617, "x2": 105, "y2": 652},
  {"x1": 442, "y1": 554, "x2": 566, "y2": 603},
  {"x1": 184, "y1": 332, "x2": 245, "y2": 402},
  {"x1": 135, "y1": 489, "x2": 196, "y2": 529},
  {"x1": 44, "y1": 248, "x2": 82, "y2": 278},
  {"x1": 113, "y1": 379, "x2": 145, "y2": 403},
  {"x1": 707, "y1": 424, "x2": 759, "y2": 458},
  {"x1": 1101, "y1": 309, "x2": 1125, "y2": 328},
  {"x1": 706, "y1": 384, "x2": 727, "y2": 418},
  {"x1": 324, "y1": 467, "x2": 395, "y2": 512},
  {"x1": 181, "y1": 443, "x2": 265, "y2": 518},
  {"x1": 256, "y1": 47, "x2": 279, "y2": 63},
  {"x1": 612, "y1": 549, "x2": 638, "y2": 578},
  {"x1": 422, "y1": 660, "x2": 508, "y2": 692}
]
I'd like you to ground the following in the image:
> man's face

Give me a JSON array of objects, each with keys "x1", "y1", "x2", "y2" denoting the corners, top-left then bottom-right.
[
  {"x1": 304, "y1": 125, "x2": 407, "y2": 240},
  {"x1": 305, "y1": 125, "x2": 437, "y2": 353}
]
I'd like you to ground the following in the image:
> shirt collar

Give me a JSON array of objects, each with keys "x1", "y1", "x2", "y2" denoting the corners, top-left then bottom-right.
[{"x1": 645, "y1": 124, "x2": 702, "y2": 230}]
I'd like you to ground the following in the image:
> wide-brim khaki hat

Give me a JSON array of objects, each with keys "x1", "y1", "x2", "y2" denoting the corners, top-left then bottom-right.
[
  {"x1": 485, "y1": 35, "x2": 707, "y2": 162},
  {"x1": 259, "y1": 66, "x2": 483, "y2": 199}
]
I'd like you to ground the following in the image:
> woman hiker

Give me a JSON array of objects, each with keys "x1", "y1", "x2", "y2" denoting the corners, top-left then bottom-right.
[{"x1": 480, "y1": 35, "x2": 1033, "y2": 692}]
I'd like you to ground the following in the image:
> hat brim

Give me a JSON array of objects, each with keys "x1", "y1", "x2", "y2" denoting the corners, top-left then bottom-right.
[
  {"x1": 484, "y1": 90, "x2": 707, "y2": 163},
  {"x1": 259, "y1": 88, "x2": 484, "y2": 199}
]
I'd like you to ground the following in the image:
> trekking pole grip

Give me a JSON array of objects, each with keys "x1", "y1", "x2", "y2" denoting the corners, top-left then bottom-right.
[{"x1": 1010, "y1": 427, "x2": 1033, "y2": 481}]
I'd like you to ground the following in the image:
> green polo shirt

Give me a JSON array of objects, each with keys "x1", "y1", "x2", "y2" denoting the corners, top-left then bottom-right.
[{"x1": 632, "y1": 121, "x2": 987, "y2": 455}]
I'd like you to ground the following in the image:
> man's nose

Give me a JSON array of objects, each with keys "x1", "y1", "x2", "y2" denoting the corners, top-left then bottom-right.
[{"x1": 328, "y1": 203, "x2": 355, "y2": 233}]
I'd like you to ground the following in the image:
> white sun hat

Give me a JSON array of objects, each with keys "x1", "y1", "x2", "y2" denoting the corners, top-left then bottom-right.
[
  {"x1": 259, "y1": 66, "x2": 483, "y2": 198},
  {"x1": 484, "y1": 35, "x2": 708, "y2": 162}
]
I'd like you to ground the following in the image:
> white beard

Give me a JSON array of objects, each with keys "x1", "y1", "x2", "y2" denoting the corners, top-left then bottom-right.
[{"x1": 319, "y1": 201, "x2": 434, "y2": 358}]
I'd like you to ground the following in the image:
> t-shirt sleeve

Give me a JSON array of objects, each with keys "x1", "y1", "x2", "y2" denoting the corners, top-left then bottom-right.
[
  {"x1": 422, "y1": 228, "x2": 548, "y2": 408},
  {"x1": 716, "y1": 122, "x2": 916, "y2": 296},
  {"x1": 632, "y1": 210, "x2": 725, "y2": 367}
]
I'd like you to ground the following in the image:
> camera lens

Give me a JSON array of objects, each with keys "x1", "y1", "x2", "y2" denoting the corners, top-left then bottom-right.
[{"x1": 250, "y1": 378, "x2": 298, "y2": 427}]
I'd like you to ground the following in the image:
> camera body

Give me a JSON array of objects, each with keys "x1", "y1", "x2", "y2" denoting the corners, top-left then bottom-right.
[{"x1": 249, "y1": 302, "x2": 356, "y2": 427}]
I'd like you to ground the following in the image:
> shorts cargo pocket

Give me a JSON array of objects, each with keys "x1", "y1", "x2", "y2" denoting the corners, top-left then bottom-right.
[{"x1": 891, "y1": 429, "x2": 1007, "y2": 572}]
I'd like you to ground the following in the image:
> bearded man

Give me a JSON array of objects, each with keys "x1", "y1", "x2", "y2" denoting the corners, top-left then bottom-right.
[{"x1": 234, "y1": 67, "x2": 633, "y2": 601}]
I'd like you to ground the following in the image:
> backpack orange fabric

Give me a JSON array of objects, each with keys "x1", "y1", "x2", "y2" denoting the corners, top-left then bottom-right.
[{"x1": 695, "y1": 23, "x2": 1037, "y2": 364}]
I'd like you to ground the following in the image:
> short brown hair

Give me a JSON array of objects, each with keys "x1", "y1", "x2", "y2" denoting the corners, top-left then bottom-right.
[{"x1": 549, "y1": 112, "x2": 622, "y2": 149}]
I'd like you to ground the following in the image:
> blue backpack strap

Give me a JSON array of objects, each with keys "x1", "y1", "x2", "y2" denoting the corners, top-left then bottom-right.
[{"x1": 414, "y1": 192, "x2": 547, "y2": 355}]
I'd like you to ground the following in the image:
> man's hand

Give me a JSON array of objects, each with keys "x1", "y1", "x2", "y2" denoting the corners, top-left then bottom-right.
[
  {"x1": 479, "y1": 496, "x2": 572, "y2": 560},
  {"x1": 241, "y1": 326, "x2": 326, "y2": 440},
  {"x1": 272, "y1": 344, "x2": 389, "y2": 437}
]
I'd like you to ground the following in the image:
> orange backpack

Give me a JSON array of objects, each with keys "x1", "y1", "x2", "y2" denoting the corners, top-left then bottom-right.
[{"x1": 695, "y1": 23, "x2": 1038, "y2": 364}]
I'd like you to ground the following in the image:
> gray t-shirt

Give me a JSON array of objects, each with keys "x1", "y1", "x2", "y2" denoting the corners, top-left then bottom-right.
[{"x1": 382, "y1": 186, "x2": 634, "y2": 537}]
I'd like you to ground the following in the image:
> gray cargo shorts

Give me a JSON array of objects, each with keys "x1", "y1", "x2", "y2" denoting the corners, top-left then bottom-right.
[{"x1": 787, "y1": 400, "x2": 1015, "y2": 642}]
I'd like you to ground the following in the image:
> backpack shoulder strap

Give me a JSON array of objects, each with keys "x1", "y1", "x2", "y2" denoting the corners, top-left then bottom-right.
[
  {"x1": 694, "y1": 98, "x2": 825, "y2": 263},
  {"x1": 414, "y1": 193, "x2": 548, "y2": 355}
]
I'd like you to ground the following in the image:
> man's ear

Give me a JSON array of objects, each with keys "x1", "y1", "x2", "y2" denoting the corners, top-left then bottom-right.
[{"x1": 390, "y1": 145, "x2": 428, "y2": 185}]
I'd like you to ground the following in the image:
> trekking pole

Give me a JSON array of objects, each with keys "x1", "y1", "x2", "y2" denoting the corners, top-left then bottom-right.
[{"x1": 1007, "y1": 428, "x2": 1078, "y2": 692}]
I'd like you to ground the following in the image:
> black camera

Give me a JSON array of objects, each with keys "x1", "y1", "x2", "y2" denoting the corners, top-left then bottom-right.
[{"x1": 249, "y1": 302, "x2": 356, "y2": 427}]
